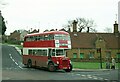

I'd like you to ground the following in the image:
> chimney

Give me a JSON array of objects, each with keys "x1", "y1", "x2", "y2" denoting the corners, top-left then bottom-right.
[
  {"x1": 72, "y1": 20, "x2": 77, "y2": 32},
  {"x1": 113, "y1": 21, "x2": 119, "y2": 33},
  {"x1": 87, "y1": 27, "x2": 90, "y2": 33}
]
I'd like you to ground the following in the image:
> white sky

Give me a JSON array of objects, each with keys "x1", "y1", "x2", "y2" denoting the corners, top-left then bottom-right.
[{"x1": 1, "y1": 0, "x2": 120, "y2": 35}]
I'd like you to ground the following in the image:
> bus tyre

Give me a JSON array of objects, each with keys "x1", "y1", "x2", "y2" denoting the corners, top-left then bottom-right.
[
  {"x1": 27, "y1": 60, "x2": 32, "y2": 68},
  {"x1": 64, "y1": 64, "x2": 72, "y2": 72},
  {"x1": 48, "y1": 63, "x2": 56, "y2": 72}
]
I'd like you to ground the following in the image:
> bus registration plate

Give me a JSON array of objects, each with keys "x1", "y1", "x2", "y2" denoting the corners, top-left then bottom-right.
[{"x1": 63, "y1": 67, "x2": 67, "y2": 69}]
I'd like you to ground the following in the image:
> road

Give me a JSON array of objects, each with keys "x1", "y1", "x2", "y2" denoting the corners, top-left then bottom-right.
[{"x1": 1, "y1": 44, "x2": 119, "y2": 81}]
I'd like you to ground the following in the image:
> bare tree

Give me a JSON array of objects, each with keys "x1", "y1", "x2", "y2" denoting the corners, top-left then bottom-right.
[
  {"x1": 63, "y1": 17, "x2": 96, "y2": 32},
  {"x1": 44, "y1": 29, "x2": 49, "y2": 32},
  {"x1": 59, "y1": 28, "x2": 66, "y2": 31},
  {"x1": 62, "y1": 20, "x2": 73, "y2": 32},
  {"x1": 0, "y1": 0, "x2": 8, "y2": 35},
  {"x1": 104, "y1": 27, "x2": 112, "y2": 33}
]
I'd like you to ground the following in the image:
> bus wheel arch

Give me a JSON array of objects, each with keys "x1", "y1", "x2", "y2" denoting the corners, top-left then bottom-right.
[
  {"x1": 48, "y1": 62, "x2": 56, "y2": 72},
  {"x1": 27, "y1": 59, "x2": 32, "y2": 68},
  {"x1": 64, "y1": 64, "x2": 73, "y2": 72}
]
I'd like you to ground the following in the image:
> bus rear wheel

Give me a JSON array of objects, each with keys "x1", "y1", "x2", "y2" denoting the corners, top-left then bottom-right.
[
  {"x1": 27, "y1": 60, "x2": 32, "y2": 68},
  {"x1": 48, "y1": 63, "x2": 56, "y2": 72}
]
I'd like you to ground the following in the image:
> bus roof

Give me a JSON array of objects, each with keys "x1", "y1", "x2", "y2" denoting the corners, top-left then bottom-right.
[{"x1": 25, "y1": 31, "x2": 69, "y2": 37}]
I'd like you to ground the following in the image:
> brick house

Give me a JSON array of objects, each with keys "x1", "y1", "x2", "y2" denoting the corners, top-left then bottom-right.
[
  {"x1": 20, "y1": 29, "x2": 39, "y2": 41},
  {"x1": 8, "y1": 30, "x2": 21, "y2": 44},
  {"x1": 20, "y1": 30, "x2": 29, "y2": 41},
  {"x1": 9, "y1": 30, "x2": 20, "y2": 41},
  {"x1": 8, "y1": 29, "x2": 39, "y2": 44},
  {"x1": 66, "y1": 21, "x2": 120, "y2": 61}
]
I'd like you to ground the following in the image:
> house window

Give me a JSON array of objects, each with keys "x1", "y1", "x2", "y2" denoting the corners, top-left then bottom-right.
[
  {"x1": 106, "y1": 52, "x2": 111, "y2": 58},
  {"x1": 117, "y1": 53, "x2": 120, "y2": 58},
  {"x1": 80, "y1": 53, "x2": 84, "y2": 58},
  {"x1": 89, "y1": 52, "x2": 94, "y2": 59},
  {"x1": 73, "y1": 53, "x2": 77, "y2": 58}
]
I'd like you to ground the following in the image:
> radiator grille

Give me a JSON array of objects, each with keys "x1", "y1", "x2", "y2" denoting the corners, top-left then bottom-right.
[{"x1": 62, "y1": 60, "x2": 68, "y2": 67}]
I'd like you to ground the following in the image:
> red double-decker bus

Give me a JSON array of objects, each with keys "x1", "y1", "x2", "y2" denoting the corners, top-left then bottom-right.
[{"x1": 22, "y1": 31, "x2": 72, "y2": 72}]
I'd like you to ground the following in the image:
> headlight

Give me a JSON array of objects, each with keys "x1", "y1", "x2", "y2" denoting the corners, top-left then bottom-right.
[
  {"x1": 69, "y1": 60, "x2": 72, "y2": 64},
  {"x1": 57, "y1": 61, "x2": 59, "y2": 64}
]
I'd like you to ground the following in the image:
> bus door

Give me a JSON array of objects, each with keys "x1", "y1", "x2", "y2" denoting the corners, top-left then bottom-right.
[
  {"x1": 48, "y1": 49, "x2": 56, "y2": 63},
  {"x1": 48, "y1": 49, "x2": 56, "y2": 59}
]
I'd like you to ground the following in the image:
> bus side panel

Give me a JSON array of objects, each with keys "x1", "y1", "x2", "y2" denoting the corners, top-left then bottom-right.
[
  {"x1": 23, "y1": 40, "x2": 55, "y2": 48},
  {"x1": 22, "y1": 55, "x2": 37, "y2": 66},
  {"x1": 23, "y1": 55, "x2": 48, "y2": 67},
  {"x1": 22, "y1": 55, "x2": 29, "y2": 65},
  {"x1": 36, "y1": 56, "x2": 48, "y2": 67},
  {"x1": 31, "y1": 56, "x2": 48, "y2": 67}
]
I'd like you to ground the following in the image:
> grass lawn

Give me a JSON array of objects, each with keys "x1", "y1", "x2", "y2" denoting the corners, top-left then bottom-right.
[
  {"x1": 15, "y1": 45, "x2": 23, "y2": 49},
  {"x1": 72, "y1": 62, "x2": 119, "y2": 69},
  {"x1": 2, "y1": 43, "x2": 23, "y2": 49}
]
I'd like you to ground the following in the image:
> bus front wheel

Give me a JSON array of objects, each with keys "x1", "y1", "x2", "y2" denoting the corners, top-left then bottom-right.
[
  {"x1": 48, "y1": 63, "x2": 56, "y2": 72},
  {"x1": 64, "y1": 64, "x2": 72, "y2": 72}
]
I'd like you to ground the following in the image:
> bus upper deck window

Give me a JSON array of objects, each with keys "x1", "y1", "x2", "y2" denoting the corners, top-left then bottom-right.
[{"x1": 49, "y1": 35, "x2": 54, "y2": 40}]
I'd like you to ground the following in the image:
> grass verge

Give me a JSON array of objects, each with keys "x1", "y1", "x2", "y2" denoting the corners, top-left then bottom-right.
[{"x1": 72, "y1": 62, "x2": 118, "y2": 69}]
